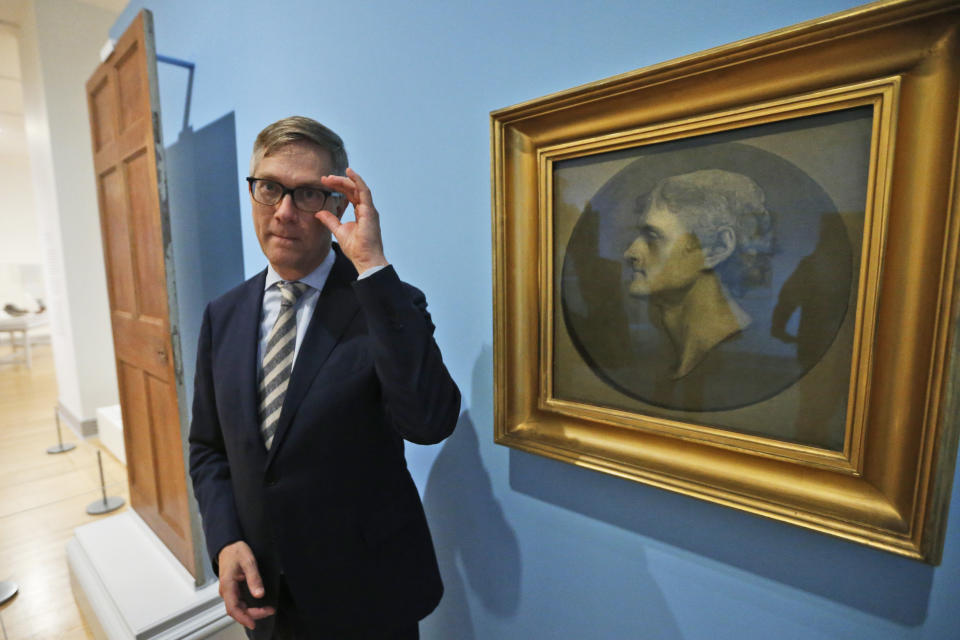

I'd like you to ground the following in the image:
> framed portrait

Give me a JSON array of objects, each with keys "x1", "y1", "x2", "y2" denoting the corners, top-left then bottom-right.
[{"x1": 491, "y1": 0, "x2": 960, "y2": 563}]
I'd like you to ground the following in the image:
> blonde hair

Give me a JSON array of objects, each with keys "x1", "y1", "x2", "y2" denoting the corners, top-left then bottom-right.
[{"x1": 250, "y1": 116, "x2": 348, "y2": 175}]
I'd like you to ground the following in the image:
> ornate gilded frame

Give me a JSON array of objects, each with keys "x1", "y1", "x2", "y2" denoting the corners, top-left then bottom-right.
[{"x1": 491, "y1": 0, "x2": 960, "y2": 563}]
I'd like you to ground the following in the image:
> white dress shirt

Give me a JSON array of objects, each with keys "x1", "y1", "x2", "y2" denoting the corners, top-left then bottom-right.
[{"x1": 257, "y1": 247, "x2": 385, "y2": 374}]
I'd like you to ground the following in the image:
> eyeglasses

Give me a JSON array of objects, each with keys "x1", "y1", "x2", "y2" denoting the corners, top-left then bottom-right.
[{"x1": 246, "y1": 177, "x2": 340, "y2": 212}]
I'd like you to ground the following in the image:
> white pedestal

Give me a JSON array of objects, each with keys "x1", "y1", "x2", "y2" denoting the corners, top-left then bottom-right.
[
  {"x1": 67, "y1": 512, "x2": 244, "y2": 640},
  {"x1": 96, "y1": 405, "x2": 126, "y2": 464}
]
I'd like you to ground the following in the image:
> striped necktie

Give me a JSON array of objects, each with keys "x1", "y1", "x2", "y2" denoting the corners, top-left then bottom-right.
[{"x1": 259, "y1": 281, "x2": 308, "y2": 449}]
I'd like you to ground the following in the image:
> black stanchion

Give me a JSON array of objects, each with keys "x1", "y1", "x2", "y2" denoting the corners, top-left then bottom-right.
[
  {"x1": 46, "y1": 407, "x2": 76, "y2": 454},
  {"x1": 86, "y1": 450, "x2": 124, "y2": 515}
]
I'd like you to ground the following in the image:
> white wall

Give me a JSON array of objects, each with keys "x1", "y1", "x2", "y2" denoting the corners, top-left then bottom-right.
[
  {"x1": 0, "y1": 22, "x2": 45, "y2": 326},
  {"x1": 17, "y1": 0, "x2": 119, "y2": 428},
  {"x1": 0, "y1": 153, "x2": 45, "y2": 319},
  {"x1": 0, "y1": 154, "x2": 40, "y2": 266}
]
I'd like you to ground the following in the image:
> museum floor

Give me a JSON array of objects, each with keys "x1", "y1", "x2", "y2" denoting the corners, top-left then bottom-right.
[{"x1": 0, "y1": 344, "x2": 129, "y2": 639}]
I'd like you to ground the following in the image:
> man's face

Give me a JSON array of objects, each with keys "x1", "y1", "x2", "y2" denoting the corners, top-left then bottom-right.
[
  {"x1": 251, "y1": 141, "x2": 344, "y2": 280},
  {"x1": 624, "y1": 199, "x2": 706, "y2": 297}
]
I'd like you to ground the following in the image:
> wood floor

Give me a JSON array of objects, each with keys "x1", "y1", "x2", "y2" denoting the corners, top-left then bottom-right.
[{"x1": 0, "y1": 344, "x2": 129, "y2": 640}]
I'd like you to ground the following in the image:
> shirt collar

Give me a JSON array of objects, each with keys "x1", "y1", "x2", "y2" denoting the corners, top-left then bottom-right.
[{"x1": 264, "y1": 245, "x2": 336, "y2": 293}]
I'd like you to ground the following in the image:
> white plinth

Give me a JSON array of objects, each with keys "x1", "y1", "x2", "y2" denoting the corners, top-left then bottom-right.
[
  {"x1": 96, "y1": 405, "x2": 126, "y2": 464},
  {"x1": 67, "y1": 511, "x2": 244, "y2": 640}
]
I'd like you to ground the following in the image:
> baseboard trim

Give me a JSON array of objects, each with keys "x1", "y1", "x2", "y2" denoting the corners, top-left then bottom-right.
[{"x1": 57, "y1": 402, "x2": 98, "y2": 438}]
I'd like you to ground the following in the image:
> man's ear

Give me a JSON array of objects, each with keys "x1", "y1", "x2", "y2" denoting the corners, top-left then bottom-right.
[{"x1": 703, "y1": 226, "x2": 736, "y2": 269}]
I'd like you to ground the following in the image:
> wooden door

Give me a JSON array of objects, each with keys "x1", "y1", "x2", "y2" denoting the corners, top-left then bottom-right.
[{"x1": 86, "y1": 10, "x2": 199, "y2": 580}]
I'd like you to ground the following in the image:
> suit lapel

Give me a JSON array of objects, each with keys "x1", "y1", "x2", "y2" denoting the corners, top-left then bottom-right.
[
  {"x1": 235, "y1": 270, "x2": 268, "y2": 445},
  {"x1": 265, "y1": 248, "x2": 360, "y2": 469}
]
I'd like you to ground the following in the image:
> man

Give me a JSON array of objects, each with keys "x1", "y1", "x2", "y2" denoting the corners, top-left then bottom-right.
[
  {"x1": 623, "y1": 169, "x2": 774, "y2": 379},
  {"x1": 188, "y1": 116, "x2": 461, "y2": 639}
]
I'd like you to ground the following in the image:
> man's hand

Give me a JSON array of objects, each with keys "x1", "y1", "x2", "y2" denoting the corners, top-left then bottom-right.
[
  {"x1": 218, "y1": 541, "x2": 275, "y2": 630},
  {"x1": 316, "y1": 168, "x2": 390, "y2": 275}
]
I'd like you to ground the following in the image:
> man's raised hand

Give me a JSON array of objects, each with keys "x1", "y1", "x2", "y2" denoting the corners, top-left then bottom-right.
[{"x1": 316, "y1": 168, "x2": 389, "y2": 275}]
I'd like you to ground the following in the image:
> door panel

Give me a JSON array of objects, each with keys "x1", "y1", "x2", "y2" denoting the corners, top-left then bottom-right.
[
  {"x1": 117, "y1": 361, "x2": 157, "y2": 507},
  {"x1": 147, "y1": 374, "x2": 190, "y2": 538},
  {"x1": 89, "y1": 76, "x2": 115, "y2": 153},
  {"x1": 115, "y1": 42, "x2": 143, "y2": 133},
  {"x1": 86, "y1": 10, "x2": 199, "y2": 579},
  {"x1": 125, "y1": 149, "x2": 168, "y2": 320},
  {"x1": 98, "y1": 167, "x2": 137, "y2": 314}
]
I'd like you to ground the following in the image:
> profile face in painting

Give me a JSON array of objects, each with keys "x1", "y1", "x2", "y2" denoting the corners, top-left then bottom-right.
[
  {"x1": 624, "y1": 196, "x2": 708, "y2": 298},
  {"x1": 623, "y1": 170, "x2": 774, "y2": 379},
  {"x1": 554, "y1": 107, "x2": 871, "y2": 450}
]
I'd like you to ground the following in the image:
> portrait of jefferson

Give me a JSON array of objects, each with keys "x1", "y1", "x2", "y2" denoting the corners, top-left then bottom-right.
[
  {"x1": 623, "y1": 169, "x2": 775, "y2": 379},
  {"x1": 559, "y1": 119, "x2": 865, "y2": 433}
]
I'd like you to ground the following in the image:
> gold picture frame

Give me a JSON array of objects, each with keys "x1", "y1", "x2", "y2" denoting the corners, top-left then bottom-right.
[{"x1": 491, "y1": 0, "x2": 960, "y2": 563}]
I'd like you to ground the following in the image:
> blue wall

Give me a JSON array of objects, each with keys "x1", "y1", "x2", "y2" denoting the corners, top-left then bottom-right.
[{"x1": 111, "y1": 1, "x2": 960, "y2": 638}]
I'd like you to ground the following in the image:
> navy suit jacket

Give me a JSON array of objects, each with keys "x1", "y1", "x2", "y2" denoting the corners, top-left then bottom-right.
[{"x1": 188, "y1": 247, "x2": 460, "y2": 635}]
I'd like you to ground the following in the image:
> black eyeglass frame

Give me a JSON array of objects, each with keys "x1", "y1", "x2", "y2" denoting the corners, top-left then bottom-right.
[{"x1": 246, "y1": 177, "x2": 342, "y2": 212}]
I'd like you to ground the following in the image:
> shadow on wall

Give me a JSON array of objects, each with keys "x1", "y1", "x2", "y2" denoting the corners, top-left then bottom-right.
[
  {"x1": 166, "y1": 113, "x2": 245, "y2": 308},
  {"x1": 422, "y1": 348, "x2": 521, "y2": 639},
  {"x1": 165, "y1": 112, "x2": 245, "y2": 413},
  {"x1": 510, "y1": 448, "x2": 934, "y2": 626},
  {"x1": 436, "y1": 347, "x2": 683, "y2": 638}
]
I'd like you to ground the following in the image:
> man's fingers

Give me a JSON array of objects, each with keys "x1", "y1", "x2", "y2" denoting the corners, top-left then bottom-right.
[
  {"x1": 321, "y1": 175, "x2": 358, "y2": 205},
  {"x1": 313, "y1": 210, "x2": 344, "y2": 242},
  {"x1": 221, "y1": 580, "x2": 274, "y2": 629},
  {"x1": 344, "y1": 168, "x2": 368, "y2": 196},
  {"x1": 220, "y1": 581, "x2": 256, "y2": 630},
  {"x1": 229, "y1": 605, "x2": 256, "y2": 631},
  {"x1": 315, "y1": 209, "x2": 341, "y2": 228},
  {"x1": 322, "y1": 169, "x2": 373, "y2": 208},
  {"x1": 239, "y1": 555, "x2": 265, "y2": 599},
  {"x1": 247, "y1": 606, "x2": 277, "y2": 620},
  {"x1": 345, "y1": 168, "x2": 376, "y2": 208},
  {"x1": 219, "y1": 578, "x2": 241, "y2": 608},
  {"x1": 216, "y1": 542, "x2": 269, "y2": 630}
]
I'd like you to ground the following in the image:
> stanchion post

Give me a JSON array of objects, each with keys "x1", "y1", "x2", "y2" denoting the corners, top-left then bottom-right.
[
  {"x1": 46, "y1": 406, "x2": 76, "y2": 454},
  {"x1": 86, "y1": 450, "x2": 124, "y2": 515}
]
